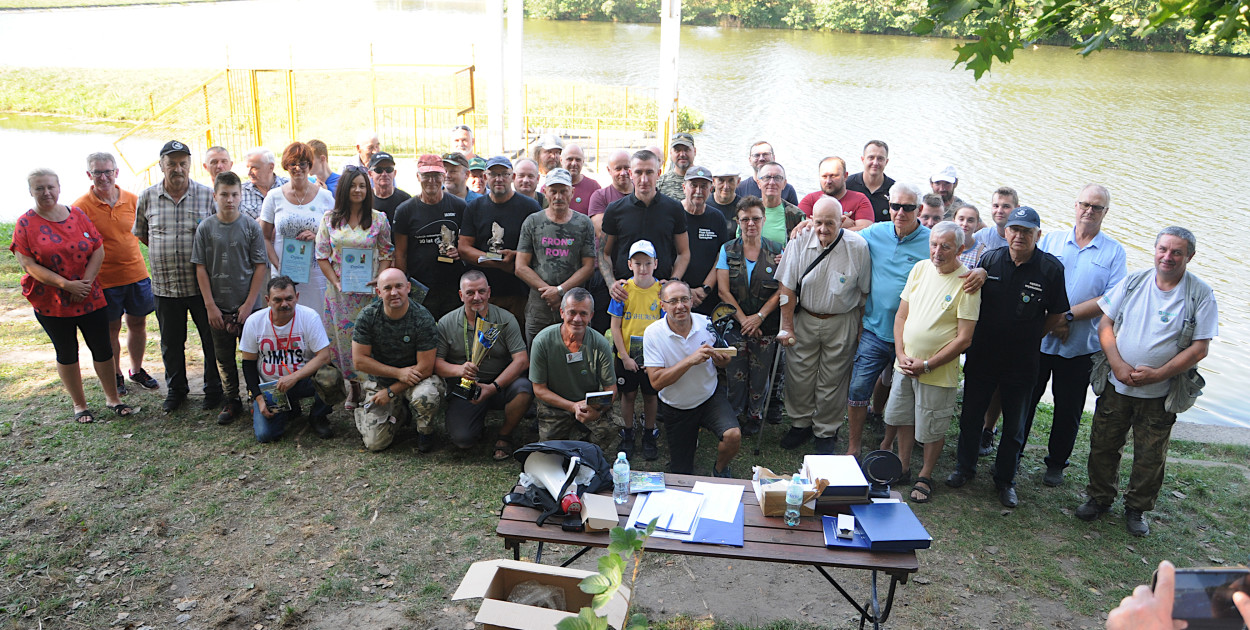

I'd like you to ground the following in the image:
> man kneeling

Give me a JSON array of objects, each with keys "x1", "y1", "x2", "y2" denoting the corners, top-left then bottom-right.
[
  {"x1": 434, "y1": 270, "x2": 533, "y2": 460},
  {"x1": 352, "y1": 268, "x2": 445, "y2": 452}
]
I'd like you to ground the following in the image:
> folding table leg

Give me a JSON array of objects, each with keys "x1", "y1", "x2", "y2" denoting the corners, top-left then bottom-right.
[{"x1": 813, "y1": 566, "x2": 902, "y2": 630}]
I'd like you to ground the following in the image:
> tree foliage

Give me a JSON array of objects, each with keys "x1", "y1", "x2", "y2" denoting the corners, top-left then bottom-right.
[{"x1": 917, "y1": 0, "x2": 1250, "y2": 78}]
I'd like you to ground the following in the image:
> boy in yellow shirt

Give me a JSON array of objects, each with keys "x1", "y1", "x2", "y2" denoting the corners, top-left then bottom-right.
[{"x1": 609, "y1": 240, "x2": 664, "y2": 460}]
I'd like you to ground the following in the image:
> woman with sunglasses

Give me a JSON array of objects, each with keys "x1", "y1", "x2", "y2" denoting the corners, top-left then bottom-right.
[
  {"x1": 315, "y1": 167, "x2": 393, "y2": 409},
  {"x1": 714, "y1": 196, "x2": 784, "y2": 436},
  {"x1": 260, "y1": 142, "x2": 335, "y2": 314}
]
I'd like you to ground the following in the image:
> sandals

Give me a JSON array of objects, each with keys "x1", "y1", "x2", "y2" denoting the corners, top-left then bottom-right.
[
  {"x1": 108, "y1": 403, "x2": 137, "y2": 417},
  {"x1": 74, "y1": 409, "x2": 96, "y2": 424},
  {"x1": 493, "y1": 436, "x2": 515, "y2": 461},
  {"x1": 910, "y1": 477, "x2": 934, "y2": 503}
]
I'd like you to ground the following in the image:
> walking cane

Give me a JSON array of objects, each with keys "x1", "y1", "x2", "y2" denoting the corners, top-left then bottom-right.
[{"x1": 754, "y1": 335, "x2": 785, "y2": 456}]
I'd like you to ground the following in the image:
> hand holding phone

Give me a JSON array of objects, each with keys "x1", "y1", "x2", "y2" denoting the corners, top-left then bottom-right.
[{"x1": 1155, "y1": 565, "x2": 1250, "y2": 629}]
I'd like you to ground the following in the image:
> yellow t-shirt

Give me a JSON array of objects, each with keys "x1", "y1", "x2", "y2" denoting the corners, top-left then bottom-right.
[
  {"x1": 898, "y1": 261, "x2": 981, "y2": 388},
  {"x1": 608, "y1": 278, "x2": 664, "y2": 359}
]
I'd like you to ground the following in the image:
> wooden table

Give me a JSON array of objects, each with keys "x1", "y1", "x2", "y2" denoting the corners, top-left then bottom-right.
[{"x1": 497, "y1": 473, "x2": 920, "y2": 629}]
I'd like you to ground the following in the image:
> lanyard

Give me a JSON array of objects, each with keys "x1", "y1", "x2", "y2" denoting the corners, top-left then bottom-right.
[{"x1": 269, "y1": 309, "x2": 293, "y2": 375}]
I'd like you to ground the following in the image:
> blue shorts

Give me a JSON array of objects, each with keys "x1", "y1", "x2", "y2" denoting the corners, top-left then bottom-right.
[
  {"x1": 102, "y1": 278, "x2": 156, "y2": 321},
  {"x1": 848, "y1": 328, "x2": 895, "y2": 406}
]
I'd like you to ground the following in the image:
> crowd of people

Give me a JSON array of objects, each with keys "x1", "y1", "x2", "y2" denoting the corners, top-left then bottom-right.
[{"x1": 12, "y1": 128, "x2": 1217, "y2": 538}]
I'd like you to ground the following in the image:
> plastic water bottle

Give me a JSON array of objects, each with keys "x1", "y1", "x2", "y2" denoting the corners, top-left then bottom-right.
[
  {"x1": 784, "y1": 473, "x2": 803, "y2": 527},
  {"x1": 612, "y1": 452, "x2": 631, "y2": 504}
]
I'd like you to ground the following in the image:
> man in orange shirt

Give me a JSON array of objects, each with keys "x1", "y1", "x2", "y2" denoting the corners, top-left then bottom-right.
[{"x1": 75, "y1": 152, "x2": 160, "y2": 394}]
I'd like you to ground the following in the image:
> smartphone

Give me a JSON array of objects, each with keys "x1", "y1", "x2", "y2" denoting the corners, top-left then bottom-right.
[{"x1": 1154, "y1": 566, "x2": 1250, "y2": 629}]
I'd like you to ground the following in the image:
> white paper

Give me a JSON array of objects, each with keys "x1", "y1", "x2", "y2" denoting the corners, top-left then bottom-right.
[
  {"x1": 625, "y1": 493, "x2": 694, "y2": 541},
  {"x1": 690, "y1": 482, "x2": 744, "y2": 523},
  {"x1": 633, "y1": 489, "x2": 703, "y2": 534}
]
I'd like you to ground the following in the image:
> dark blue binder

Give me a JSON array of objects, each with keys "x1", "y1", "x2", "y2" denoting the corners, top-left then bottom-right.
[
  {"x1": 849, "y1": 502, "x2": 932, "y2": 551},
  {"x1": 684, "y1": 503, "x2": 745, "y2": 547},
  {"x1": 822, "y1": 515, "x2": 872, "y2": 550}
]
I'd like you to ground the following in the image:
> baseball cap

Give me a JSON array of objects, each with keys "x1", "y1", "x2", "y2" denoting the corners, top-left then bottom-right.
[
  {"x1": 369, "y1": 152, "x2": 396, "y2": 168},
  {"x1": 442, "y1": 152, "x2": 469, "y2": 169},
  {"x1": 467, "y1": 157, "x2": 487, "y2": 172},
  {"x1": 416, "y1": 154, "x2": 445, "y2": 174},
  {"x1": 628, "y1": 240, "x2": 657, "y2": 260},
  {"x1": 536, "y1": 134, "x2": 564, "y2": 151},
  {"x1": 684, "y1": 165, "x2": 712, "y2": 182},
  {"x1": 485, "y1": 155, "x2": 513, "y2": 170},
  {"x1": 545, "y1": 168, "x2": 572, "y2": 188},
  {"x1": 670, "y1": 132, "x2": 695, "y2": 149},
  {"x1": 160, "y1": 140, "x2": 191, "y2": 157},
  {"x1": 711, "y1": 163, "x2": 740, "y2": 178},
  {"x1": 1004, "y1": 206, "x2": 1041, "y2": 230},
  {"x1": 931, "y1": 165, "x2": 958, "y2": 183}
]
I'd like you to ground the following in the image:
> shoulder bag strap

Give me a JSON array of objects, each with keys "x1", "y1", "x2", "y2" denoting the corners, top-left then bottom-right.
[{"x1": 795, "y1": 228, "x2": 844, "y2": 303}]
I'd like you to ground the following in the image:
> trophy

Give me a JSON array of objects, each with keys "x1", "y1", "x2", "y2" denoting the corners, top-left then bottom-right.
[
  {"x1": 453, "y1": 315, "x2": 502, "y2": 400},
  {"x1": 707, "y1": 303, "x2": 739, "y2": 356},
  {"x1": 480, "y1": 222, "x2": 505, "y2": 262},
  {"x1": 438, "y1": 225, "x2": 456, "y2": 263}
]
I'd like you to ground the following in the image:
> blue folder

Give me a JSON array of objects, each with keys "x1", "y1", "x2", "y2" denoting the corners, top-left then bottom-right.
[
  {"x1": 821, "y1": 515, "x2": 872, "y2": 550},
  {"x1": 684, "y1": 503, "x2": 745, "y2": 547},
  {"x1": 849, "y1": 502, "x2": 932, "y2": 551}
]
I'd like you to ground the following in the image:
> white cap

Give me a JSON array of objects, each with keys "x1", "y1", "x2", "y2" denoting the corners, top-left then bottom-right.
[
  {"x1": 628, "y1": 240, "x2": 657, "y2": 259},
  {"x1": 931, "y1": 165, "x2": 958, "y2": 183},
  {"x1": 711, "y1": 163, "x2": 740, "y2": 178}
]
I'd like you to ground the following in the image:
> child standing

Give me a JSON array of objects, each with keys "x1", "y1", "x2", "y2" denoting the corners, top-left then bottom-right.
[
  {"x1": 192, "y1": 171, "x2": 269, "y2": 424},
  {"x1": 608, "y1": 240, "x2": 664, "y2": 460}
]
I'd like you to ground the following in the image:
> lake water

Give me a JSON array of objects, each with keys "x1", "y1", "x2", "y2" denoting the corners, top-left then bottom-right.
[{"x1": 2, "y1": 0, "x2": 1247, "y2": 426}]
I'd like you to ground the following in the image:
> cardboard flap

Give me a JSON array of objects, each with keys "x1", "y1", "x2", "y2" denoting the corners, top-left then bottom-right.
[{"x1": 476, "y1": 599, "x2": 576, "y2": 628}]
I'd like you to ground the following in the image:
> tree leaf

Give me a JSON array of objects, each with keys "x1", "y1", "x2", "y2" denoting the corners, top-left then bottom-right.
[
  {"x1": 624, "y1": 612, "x2": 649, "y2": 630},
  {"x1": 579, "y1": 572, "x2": 614, "y2": 595},
  {"x1": 556, "y1": 607, "x2": 609, "y2": 630}
]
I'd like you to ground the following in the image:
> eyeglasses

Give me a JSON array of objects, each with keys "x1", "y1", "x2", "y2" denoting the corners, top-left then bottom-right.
[
  {"x1": 759, "y1": 175, "x2": 785, "y2": 182},
  {"x1": 343, "y1": 164, "x2": 367, "y2": 174},
  {"x1": 739, "y1": 216, "x2": 764, "y2": 223},
  {"x1": 751, "y1": 152, "x2": 774, "y2": 159},
  {"x1": 486, "y1": 171, "x2": 511, "y2": 179},
  {"x1": 372, "y1": 166, "x2": 395, "y2": 174},
  {"x1": 1077, "y1": 201, "x2": 1107, "y2": 213},
  {"x1": 661, "y1": 296, "x2": 693, "y2": 305},
  {"x1": 286, "y1": 161, "x2": 312, "y2": 171},
  {"x1": 89, "y1": 169, "x2": 117, "y2": 176},
  {"x1": 889, "y1": 203, "x2": 919, "y2": 213}
]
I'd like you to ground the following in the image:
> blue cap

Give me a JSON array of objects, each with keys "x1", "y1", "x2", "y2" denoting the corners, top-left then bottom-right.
[
  {"x1": 485, "y1": 156, "x2": 513, "y2": 170},
  {"x1": 1005, "y1": 206, "x2": 1041, "y2": 230}
]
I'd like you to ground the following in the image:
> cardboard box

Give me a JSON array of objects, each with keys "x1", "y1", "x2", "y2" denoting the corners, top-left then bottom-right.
[
  {"x1": 751, "y1": 466, "x2": 825, "y2": 517},
  {"x1": 581, "y1": 493, "x2": 621, "y2": 532},
  {"x1": 452, "y1": 559, "x2": 630, "y2": 630},
  {"x1": 802, "y1": 455, "x2": 870, "y2": 501}
]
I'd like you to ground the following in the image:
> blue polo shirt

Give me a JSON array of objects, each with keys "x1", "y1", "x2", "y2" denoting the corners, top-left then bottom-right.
[
  {"x1": 1038, "y1": 229, "x2": 1127, "y2": 357},
  {"x1": 859, "y1": 222, "x2": 930, "y2": 341}
]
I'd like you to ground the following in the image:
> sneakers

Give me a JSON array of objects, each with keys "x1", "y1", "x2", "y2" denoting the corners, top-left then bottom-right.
[
  {"x1": 618, "y1": 428, "x2": 636, "y2": 460},
  {"x1": 1125, "y1": 508, "x2": 1150, "y2": 536},
  {"x1": 202, "y1": 392, "x2": 224, "y2": 411},
  {"x1": 129, "y1": 368, "x2": 160, "y2": 390},
  {"x1": 642, "y1": 428, "x2": 660, "y2": 461},
  {"x1": 779, "y1": 426, "x2": 813, "y2": 450},
  {"x1": 115, "y1": 374, "x2": 128, "y2": 396},
  {"x1": 978, "y1": 428, "x2": 997, "y2": 456},
  {"x1": 1042, "y1": 464, "x2": 1065, "y2": 487},
  {"x1": 1074, "y1": 498, "x2": 1111, "y2": 521},
  {"x1": 217, "y1": 399, "x2": 242, "y2": 425},
  {"x1": 309, "y1": 412, "x2": 334, "y2": 439}
]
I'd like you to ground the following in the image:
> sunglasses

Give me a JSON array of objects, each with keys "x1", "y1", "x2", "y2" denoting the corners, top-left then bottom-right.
[
  {"x1": 343, "y1": 164, "x2": 367, "y2": 174},
  {"x1": 373, "y1": 166, "x2": 395, "y2": 174},
  {"x1": 890, "y1": 203, "x2": 918, "y2": 213}
]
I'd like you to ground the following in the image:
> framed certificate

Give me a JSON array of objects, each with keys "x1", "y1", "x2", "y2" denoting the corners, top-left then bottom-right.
[
  {"x1": 281, "y1": 240, "x2": 313, "y2": 284},
  {"x1": 340, "y1": 248, "x2": 373, "y2": 294}
]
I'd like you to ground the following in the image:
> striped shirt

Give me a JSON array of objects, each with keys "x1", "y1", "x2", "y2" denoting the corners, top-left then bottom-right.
[
  {"x1": 241, "y1": 175, "x2": 288, "y2": 220},
  {"x1": 133, "y1": 180, "x2": 217, "y2": 298}
]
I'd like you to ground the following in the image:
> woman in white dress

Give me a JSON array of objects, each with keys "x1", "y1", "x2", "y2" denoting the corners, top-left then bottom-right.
[{"x1": 260, "y1": 142, "x2": 336, "y2": 314}]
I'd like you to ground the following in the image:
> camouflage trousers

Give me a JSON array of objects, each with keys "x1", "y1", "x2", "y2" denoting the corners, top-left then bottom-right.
[
  {"x1": 1085, "y1": 388, "x2": 1177, "y2": 512},
  {"x1": 536, "y1": 400, "x2": 620, "y2": 454},
  {"x1": 354, "y1": 376, "x2": 446, "y2": 452}
]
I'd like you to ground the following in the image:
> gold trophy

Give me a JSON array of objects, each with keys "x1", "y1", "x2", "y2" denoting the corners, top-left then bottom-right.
[
  {"x1": 480, "y1": 222, "x2": 505, "y2": 261},
  {"x1": 453, "y1": 316, "x2": 502, "y2": 400},
  {"x1": 438, "y1": 225, "x2": 456, "y2": 263}
]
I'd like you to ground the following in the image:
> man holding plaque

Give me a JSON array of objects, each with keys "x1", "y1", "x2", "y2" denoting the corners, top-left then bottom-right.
[
  {"x1": 434, "y1": 270, "x2": 532, "y2": 460},
  {"x1": 352, "y1": 268, "x2": 445, "y2": 453},
  {"x1": 393, "y1": 154, "x2": 467, "y2": 319}
]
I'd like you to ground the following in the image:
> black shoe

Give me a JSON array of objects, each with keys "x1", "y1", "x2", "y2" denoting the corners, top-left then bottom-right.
[
  {"x1": 202, "y1": 392, "x2": 223, "y2": 411},
  {"x1": 162, "y1": 392, "x2": 186, "y2": 413},
  {"x1": 115, "y1": 374, "x2": 128, "y2": 396},
  {"x1": 1042, "y1": 465, "x2": 1065, "y2": 487},
  {"x1": 978, "y1": 428, "x2": 996, "y2": 456},
  {"x1": 766, "y1": 405, "x2": 784, "y2": 425},
  {"x1": 998, "y1": 486, "x2": 1018, "y2": 508},
  {"x1": 129, "y1": 368, "x2": 160, "y2": 390},
  {"x1": 812, "y1": 435, "x2": 837, "y2": 455},
  {"x1": 617, "y1": 428, "x2": 636, "y2": 459},
  {"x1": 712, "y1": 465, "x2": 733, "y2": 478},
  {"x1": 217, "y1": 399, "x2": 242, "y2": 425},
  {"x1": 945, "y1": 470, "x2": 972, "y2": 488},
  {"x1": 310, "y1": 412, "x2": 333, "y2": 439},
  {"x1": 417, "y1": 432, "x2": 435, "y2": 453},
  {"x1": 642, "y1": 428, "x2": 659, "y2": 461},
  {"x1": 1125, "y1": 508, "x2": 1150, "y2": 537},
  {"x1": 1074, "y1": 498, "x2": 1111, "y2": 521},
  {"x1": 779, "y1": 426, "x2": 813, "y2": 450},
  {"x1": 896, "y1": 469, "x2": 912, "y2": 486},
  {"x1": 740, "y1": 420, "x2": 761, "y2": 437}
]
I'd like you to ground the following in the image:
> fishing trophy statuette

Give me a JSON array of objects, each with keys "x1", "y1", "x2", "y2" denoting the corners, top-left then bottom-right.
[{"x1": 453, "y1": 316, "x2": 502, "y2": 400}]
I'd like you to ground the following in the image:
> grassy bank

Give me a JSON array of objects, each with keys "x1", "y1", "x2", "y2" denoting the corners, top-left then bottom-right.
[{"x1": 2, "y1": 223, "x2": 1248, "y2": 628}]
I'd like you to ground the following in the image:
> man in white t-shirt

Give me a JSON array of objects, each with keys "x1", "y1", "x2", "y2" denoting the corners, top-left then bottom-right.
[
  {"x1": 1075, "y1": 227, "x2": 1218, "y2": 537},
  {"x1": 240, "y1": 276, "x2": 333, "y2": 443}
]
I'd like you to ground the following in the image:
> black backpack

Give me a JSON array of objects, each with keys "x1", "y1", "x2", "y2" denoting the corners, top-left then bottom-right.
[{"x1": 503, "y1": 440, "x2": 613, "y2": 526}]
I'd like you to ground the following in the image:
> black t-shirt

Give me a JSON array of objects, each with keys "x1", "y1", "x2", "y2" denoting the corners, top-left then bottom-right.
[
  {"x1": 601, "y1": 192, "x2": 688, "y2": 281},
  {"x1": 967, "y1": 246, "x2": 1069, "y2": 372},
  {"x1": 846, "y1": 173, "x2": 895, "y2": 223},
  {"x1": 461, "y1": 192, "x2": 542, "y2": 297},
  {"x1": 682, "y1": 207, "x2": 731, "y2": 303},
  {"x1": 393, "y1": 193, "x2": 467, "y2": 299},
  {"x1": 373, "y1": 188, "x2": 412, "y2": 226},
  {"x1": 736, "y1": 178, "x2": 798, "y2": 206},
  {"x1": 704, "y1": 195, "x2": 740, "y2": 233}
]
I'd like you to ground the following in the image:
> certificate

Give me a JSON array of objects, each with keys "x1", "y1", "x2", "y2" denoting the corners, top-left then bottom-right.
[
  {"x1": 340, "y1": 248, "x2": 373, "y2": 294},
  {"x1": 281, "y1": 240, "x2": 313, "y2": 284}
]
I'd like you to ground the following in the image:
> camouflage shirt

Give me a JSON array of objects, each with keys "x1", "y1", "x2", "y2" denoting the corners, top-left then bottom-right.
[
  {"x1": 516, "y1": 210, "x2": 596, "y2": 293},
  {"x1": 656, "y1": 170, "x2": 686, "y2": 201},
  {"x1": 353, "y1": 298, "x2": 440, "y2": 386}
]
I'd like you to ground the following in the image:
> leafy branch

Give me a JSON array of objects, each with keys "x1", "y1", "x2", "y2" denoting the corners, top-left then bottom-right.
[{"x1": 555, "y1": 518, "x2": 657, "y2": 630}]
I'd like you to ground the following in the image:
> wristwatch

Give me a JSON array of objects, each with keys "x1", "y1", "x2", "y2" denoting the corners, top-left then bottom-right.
[
  {"x1": 557, "y1": 285, "x2": 565, "y2": 296},
  {"x1": 386, "y1": 387, "x2": 396, "y2": 399},
  {"x1": 923, "y1": 360, "x2": 931, "y2": 374},
  {"x1": 701, "y1": 284, "x2": 712, "y2": 294},
  {"x1": 1064, "y1": 311, "x2": 1075, "y2": 322}
]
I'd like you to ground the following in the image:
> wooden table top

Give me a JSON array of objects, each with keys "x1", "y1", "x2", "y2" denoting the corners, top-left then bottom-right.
[{"x1": 497, "y1": 473, "x2": 920, "y2": 580}]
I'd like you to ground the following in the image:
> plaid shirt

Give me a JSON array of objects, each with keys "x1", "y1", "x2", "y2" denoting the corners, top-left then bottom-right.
[
  {"x1": 133, "y1": 179, "x2": 217, "y2": 298},
  {"x1": 241, "y1": 175, "x2": 288, "y2": 220}
]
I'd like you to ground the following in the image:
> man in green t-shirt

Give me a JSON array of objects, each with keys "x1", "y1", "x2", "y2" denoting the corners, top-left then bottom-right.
[
  {"x1": 528, "y1": 288, "x2": 618, "y2": 454},
  {"x1": 434, "y1": 270, "x2": 532, "y2": 460},
  {"x1": 352, "y1": 268, "x2": 445, "y2": 453}
]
